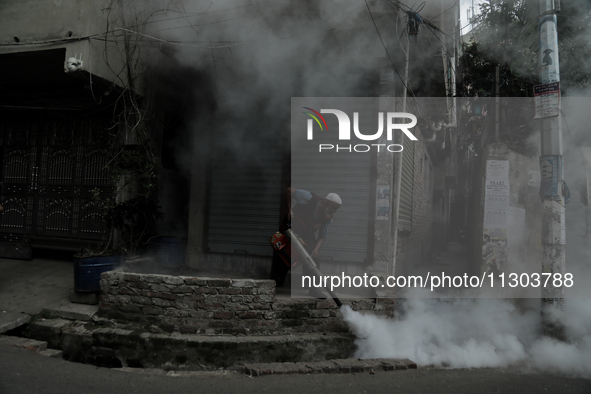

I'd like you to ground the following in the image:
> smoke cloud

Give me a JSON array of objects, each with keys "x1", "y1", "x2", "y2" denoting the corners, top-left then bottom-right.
[{"x1": 342, "y1": 295, "x2": 591, "y2": 378}]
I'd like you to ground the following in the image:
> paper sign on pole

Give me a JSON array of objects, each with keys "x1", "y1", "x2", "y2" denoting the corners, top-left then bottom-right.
[{"x1": 534, "y1": 82, "x2": 560, "y2": 119}]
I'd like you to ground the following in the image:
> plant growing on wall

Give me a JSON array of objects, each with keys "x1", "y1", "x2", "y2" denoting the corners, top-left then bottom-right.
[{"x1": 78, "y1": 0, "x2": 165, "y2": 258}]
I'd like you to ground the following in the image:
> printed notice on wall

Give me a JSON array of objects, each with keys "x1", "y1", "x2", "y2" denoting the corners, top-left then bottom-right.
[
  {"x1": 485, "y1": 180, "x2": 510, "y2": 197},
  {"x1": 486, "y1": 160, "x2": 509, "y2": 180},
  {"x1": 484, "y1": 179, "x2": 510, "y2": 228},
  {"x1": 484, "y1": 209, "x2": 508, "y2": 227},
  {"x1": 534, "y1": 82, "x2": 560, "y2": 119},
  {"x1": 482, "y1": 160, "x2": 510, "y2": 273},
  {"x1": 485, "y1": 195, "x2": 508, "y2": 209}
]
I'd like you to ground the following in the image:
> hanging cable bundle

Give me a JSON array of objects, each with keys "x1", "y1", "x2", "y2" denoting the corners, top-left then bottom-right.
[{"x1": 407, "y1": 11, "x2": 422, "y2": 37}]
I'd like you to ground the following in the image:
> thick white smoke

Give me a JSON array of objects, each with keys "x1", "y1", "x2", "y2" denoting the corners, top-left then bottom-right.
[{"x1": 341, "y1": 296, "x2": 591, "y2": 378}]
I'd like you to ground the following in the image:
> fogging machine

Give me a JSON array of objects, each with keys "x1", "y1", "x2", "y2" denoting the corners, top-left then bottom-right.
[{"x1": 270, "y1": 229, "x2": 342, "y2": 307}]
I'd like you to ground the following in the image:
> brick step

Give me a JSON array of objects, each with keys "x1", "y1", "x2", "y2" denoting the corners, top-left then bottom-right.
[{"x1": 27, "y1": 318, "x2": 74, "y2": 349}]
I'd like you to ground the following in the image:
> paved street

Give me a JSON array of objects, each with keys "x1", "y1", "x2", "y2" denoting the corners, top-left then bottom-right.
[
  {"x1": 1, "y1": 251, "x2": 591, "y2": 393},
  {"x1": 0, "y1": 253, "x2": 73, "y2": 316},
  {"x1": 1, "y1": 345, "x2": 591, "y2": 394}
]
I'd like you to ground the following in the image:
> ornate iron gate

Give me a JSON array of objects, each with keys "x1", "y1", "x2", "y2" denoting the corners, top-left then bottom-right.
[{"x1": 0, "y1": 118, "x2": 114, "y2": 258}]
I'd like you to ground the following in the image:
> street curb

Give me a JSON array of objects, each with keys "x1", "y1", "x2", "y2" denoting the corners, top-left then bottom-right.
[
  {"x1": 2, "y1": 333, "x2": 417, "y2": 376},
  {"x1": 243, "y1": 358, "x2": 417, "y2": 376}
]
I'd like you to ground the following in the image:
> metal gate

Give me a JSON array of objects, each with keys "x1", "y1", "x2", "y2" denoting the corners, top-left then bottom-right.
[{"x1": 0, "y1": 118, "x2": 114, "y2": 257}]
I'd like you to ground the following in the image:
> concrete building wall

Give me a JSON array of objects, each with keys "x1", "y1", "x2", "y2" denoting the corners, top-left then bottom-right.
[
  {"x1": 0, "y1": 0, "x2": 130, "y2": 89},
  {"x1": 468, "y1": 143, "x2": 542, "y2": 276},
  {"x1": 1, "y1": 0, "x2": 105, "y2": 42}
]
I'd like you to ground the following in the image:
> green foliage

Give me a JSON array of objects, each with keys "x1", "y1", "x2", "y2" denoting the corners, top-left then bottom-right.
[
  {"x1": 460, "y1": 0, "x2": 537, "y2": 98},
  {"x1": 77, "y1": 0, "x2": 167, "y2": 258},
  {"x1": 458, "y1": 0, "x2": 591, "y2": 153},
  {"x1": 461, "y1": 0, "x2": 591, "y2": 98},
  {"x1": 555, "y1": 0, "x2": 591, "y2": 92},
  {"x1": 86, "y1": 79, "x2": 162, "y2": 257},
  {"x1": 104, "y1": 196, "x2": 163, "y2": 255},
  {"x1": 97, "y1": 119, "x2": 162, "y2": 256}
]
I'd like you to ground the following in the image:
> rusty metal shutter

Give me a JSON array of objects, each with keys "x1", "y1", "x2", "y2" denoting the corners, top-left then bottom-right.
[
  {"x1": 398, "y1": 134, "x2": 414, "y2": 232},
  {"x1": 207, "y1": 148, "x2": 283, "y2": 256}
]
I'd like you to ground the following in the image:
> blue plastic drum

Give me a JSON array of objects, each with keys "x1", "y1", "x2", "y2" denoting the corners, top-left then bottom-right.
[{"x1": 73, "y1": 255, "x2": 120, "y2": 292}]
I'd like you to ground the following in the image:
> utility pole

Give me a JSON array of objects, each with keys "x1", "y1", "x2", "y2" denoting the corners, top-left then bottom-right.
[{"x1": 538, "y1": 0, "x2": 565, "y2": 339}]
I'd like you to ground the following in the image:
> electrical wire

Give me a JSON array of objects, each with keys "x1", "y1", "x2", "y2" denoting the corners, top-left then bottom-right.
[
  {"x1": 365, "y1": 0, "x2": 432, "y2": 120},
  {"x1": 380, "y1": 0, "x2": 465, "y2": 108},
  {"x1": 101, "y1": 28, "x2": 244, "y2": 49}
]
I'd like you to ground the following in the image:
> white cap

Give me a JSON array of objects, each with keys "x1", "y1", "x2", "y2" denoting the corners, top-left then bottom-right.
[{"x1": 325, "y1": 193, "x2": 342, "y2": 205}]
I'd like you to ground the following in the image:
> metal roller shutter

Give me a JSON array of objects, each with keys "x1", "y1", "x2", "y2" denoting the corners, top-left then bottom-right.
[
  {"x1": 291, "y1": 101, "x2": 374, "y2": 264},
  {"x1": 291, "y1": 149, "x2": 371, "y2": 263},
  {"x1": 207, "y1": 148, "x2": 283, "y2": 256},
  {"x1": 398, "y1": 133, "x2": 415, "y2": 232}
]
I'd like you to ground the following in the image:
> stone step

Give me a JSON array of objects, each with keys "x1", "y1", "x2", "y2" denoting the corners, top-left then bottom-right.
[
  {"x1": 59, "y1": 326, "x2": 356, "y2": 369},
  {"x1": 0, "y1": 335, "x2": 48, "y2": 352},
  {"x1": 27, "y1": 318, "x2": 73, "y2": 349}
]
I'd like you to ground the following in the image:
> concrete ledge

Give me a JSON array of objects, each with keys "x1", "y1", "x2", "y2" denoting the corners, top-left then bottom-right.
[
  {"x1": 43, "y1": 300, "x2": 98, "y2": 321},
  {"x1": 0, "y1": 312, "x2": 30, "y2": 334}
]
